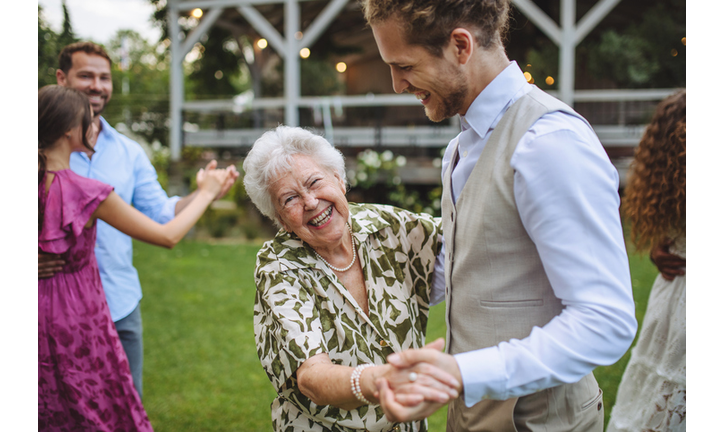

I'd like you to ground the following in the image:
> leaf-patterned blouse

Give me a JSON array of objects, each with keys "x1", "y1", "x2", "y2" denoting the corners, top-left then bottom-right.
[{"x1": 254, "y1": 203, "x2": 443, "y2": 432}]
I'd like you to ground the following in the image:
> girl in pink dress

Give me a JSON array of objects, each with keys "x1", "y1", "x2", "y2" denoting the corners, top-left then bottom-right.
[{"x1": 38, "y1": 85, "x2": 231, "y2": 431}]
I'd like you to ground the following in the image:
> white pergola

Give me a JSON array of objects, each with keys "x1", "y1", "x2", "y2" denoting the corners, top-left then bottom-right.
[{"x1": 167, "y1": 0, "x2": 675, "y2": 161}]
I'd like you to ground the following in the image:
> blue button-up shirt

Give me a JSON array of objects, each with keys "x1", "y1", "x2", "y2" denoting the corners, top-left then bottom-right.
[{"x1": 70, "y1": 117, "x2": 180, "y2": 321}]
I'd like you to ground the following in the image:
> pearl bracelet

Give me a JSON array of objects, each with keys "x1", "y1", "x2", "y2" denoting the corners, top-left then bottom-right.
[{"x1": 350, "y1": 364, "x2": 375, "y2": 405}]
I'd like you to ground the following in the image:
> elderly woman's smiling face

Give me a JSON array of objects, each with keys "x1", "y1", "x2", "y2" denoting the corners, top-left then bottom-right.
[{"x1": 270, "y1": 154, "x2": 350, "y2": 251}]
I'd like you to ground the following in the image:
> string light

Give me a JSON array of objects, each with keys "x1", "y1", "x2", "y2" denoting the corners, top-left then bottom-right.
[
  {"x1": 545, "y1": 76, "x2": 555, "y2": 86},
  {"x1": 336, "y1": 62, "x2": 347, "y2": 73},
  {"x1": 300, "y1": 48, "x2": 311, "y2": 58},
  {"x1": 256, "y1": 38, "x2": 268, "y2": 49},
  {"x1": 523, "y1": 71, "x2": 533, "y2": 83},
  {"x1": 191, "y1": 8, "x2": 203, "y2": 18}
]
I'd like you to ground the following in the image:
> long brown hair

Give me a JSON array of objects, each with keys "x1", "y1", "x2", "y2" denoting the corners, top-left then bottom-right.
[
  {"x1": 38, "y1": 85, "x2": 94, "y2": 231},
  {"x1": 622, "y1": 90, "x2": 686, "y2": 252}
]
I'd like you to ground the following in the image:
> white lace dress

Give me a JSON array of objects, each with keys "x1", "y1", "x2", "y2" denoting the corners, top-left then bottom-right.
[{"x1": 607, "y1": 234, "x2": 686, "y2": 431}]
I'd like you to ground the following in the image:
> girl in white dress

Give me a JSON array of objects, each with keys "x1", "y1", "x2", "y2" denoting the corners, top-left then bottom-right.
[{"x1": 607, "y1": 90, "x2": 686, "y2": 432}]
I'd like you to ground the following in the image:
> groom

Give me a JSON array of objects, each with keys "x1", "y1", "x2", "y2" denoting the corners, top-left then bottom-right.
[{"x1": 362, "y1": 0, "x2": 637, "y2": 430}]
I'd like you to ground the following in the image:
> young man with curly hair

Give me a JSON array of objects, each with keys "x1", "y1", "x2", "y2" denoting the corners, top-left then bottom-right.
[{"x1": 362, "y1": 1, "x2": 638, "y2": 430}]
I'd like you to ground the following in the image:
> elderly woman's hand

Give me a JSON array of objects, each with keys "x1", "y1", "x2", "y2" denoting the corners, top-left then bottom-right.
[{"x1": 376, "y1": 377, "x2": 448, "y2": 422}]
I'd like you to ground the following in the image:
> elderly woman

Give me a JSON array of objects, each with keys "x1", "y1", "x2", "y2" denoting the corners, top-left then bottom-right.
[{"x1": 243, "y1": 126, "x2": 458, "y2": 432}]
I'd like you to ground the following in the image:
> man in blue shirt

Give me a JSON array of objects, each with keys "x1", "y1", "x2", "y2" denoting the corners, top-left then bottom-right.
[{"x1": 38, "y1": 42, "x2": 239, "y2": 399}]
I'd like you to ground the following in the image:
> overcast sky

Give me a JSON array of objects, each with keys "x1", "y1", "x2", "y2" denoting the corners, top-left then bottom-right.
[{"x1": 38, "y1": 0, "x2": 162, "y2": 44}]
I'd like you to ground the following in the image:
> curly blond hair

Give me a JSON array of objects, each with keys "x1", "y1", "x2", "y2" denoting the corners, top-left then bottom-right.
[
  {"x1": 361, "y1": 0, "x2": 511, "y2": 57},
  {"x1": 622, "y1": 90, "x2": 686, "y2": 252}
]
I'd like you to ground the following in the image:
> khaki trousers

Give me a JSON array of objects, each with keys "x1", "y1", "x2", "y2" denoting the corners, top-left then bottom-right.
[{"x1": 446, "y1": 373, "x2": 604, "y2": 432}]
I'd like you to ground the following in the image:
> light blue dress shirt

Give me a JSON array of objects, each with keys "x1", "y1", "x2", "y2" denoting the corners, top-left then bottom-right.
[
  {"x1": 70, "y1": 117, "x2": 180, "y2": 321},
  {"x1": 431, "y1": 62, "x2": 637, "y2": 406}
]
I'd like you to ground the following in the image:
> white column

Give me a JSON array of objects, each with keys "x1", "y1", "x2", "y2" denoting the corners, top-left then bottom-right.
[
  {"x1": 559, "y1": 0, "x2": 576, "y2": 106},
  {"x1": 169, "y1": 3, "x2": 184, "y2": 162},
  {"x1": 285, "y1": 0, "x2": 300, "y2": 126}
]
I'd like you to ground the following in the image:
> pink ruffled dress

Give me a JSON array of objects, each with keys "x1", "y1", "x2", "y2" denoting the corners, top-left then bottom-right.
[{"x1": 38, "y1": 169, "x2": 153, "y2": 431}]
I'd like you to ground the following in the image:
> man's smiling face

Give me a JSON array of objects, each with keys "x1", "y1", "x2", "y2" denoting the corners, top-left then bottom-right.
[
  {"x1": 371, "y1": 17, "x2": 469, "y2": 122},
  {"x1": 57, "y1": 51, "x2": 113, "y2": 117}
]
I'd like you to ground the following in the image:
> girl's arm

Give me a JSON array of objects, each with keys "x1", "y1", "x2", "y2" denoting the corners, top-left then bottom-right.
[{"x1": 92, "y1": 168, "x2": 229, "y2": 249}]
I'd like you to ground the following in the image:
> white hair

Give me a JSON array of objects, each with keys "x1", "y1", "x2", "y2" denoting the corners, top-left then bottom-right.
[{"x1": 242, "y1": 125, "x2": 347, "y2": 228}]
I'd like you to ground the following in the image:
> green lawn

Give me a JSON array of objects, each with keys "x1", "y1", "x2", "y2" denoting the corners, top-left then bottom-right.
[{"x1": 134, "y1": 239, "x2": 658, "y2": 431}]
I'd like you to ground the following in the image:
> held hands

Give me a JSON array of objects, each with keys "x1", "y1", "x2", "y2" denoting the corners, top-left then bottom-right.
[
  {"x1": 374, "y1": 338, "x2": 463, "y2": 423},
  {"x1": 364, "y1": 339, "x2": 460, "y2": 406},
  {"x1": 199, "y1": 160, "x2": 239, "y2": 200},
  {"x1": 38, "y1": 252, "x2": 65, "y2": 279},
  {"x1": 650, "y1": 238, "x2": 686, "y2": 281},
  {"x1": 196, "y1": 160, "x2": 237, "y2": 199}
]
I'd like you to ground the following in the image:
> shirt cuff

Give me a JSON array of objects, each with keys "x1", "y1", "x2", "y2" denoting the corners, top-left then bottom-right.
[
  {"x1": 158, "y1": 196, "x2": 182, "y2": 223},
  {"x1": 454, "y1": 346, "x2": 507, "y2": 406}
]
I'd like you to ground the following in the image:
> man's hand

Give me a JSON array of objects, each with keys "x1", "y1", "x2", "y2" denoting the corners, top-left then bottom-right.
[
  {"x1": 372, "y1": 339, "x2": 460, "y2": 405},
  {"x1": 200, "y1": 160, "x2": 240, "y2": 200},
  {"x1": 373, "y1": 338, "x2": 463, "y2": 423},
  {"x1": 650, "y1": 238, "x2": 685, "y2": 281},
  {"x1": 38, "y1": 252, "x2": 65, "y2": 279},
  {"x1": 386, "y1": 338, "x2": 463, "y2": 391}
]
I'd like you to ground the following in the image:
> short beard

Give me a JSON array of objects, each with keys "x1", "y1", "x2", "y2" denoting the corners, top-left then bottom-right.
[
  {"x1": 91, "y1": 102, "x2": 107, "y2": 117},
  {"x1": 425, "y1": 66, "x2": 468, "y2": 122}
]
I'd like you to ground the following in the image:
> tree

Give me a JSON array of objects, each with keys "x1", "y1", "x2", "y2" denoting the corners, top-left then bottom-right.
[
  {"x1": 104, "y1": 30, "x2": 172, "y2": 147},
  {"x1": 504, "y1": 0, "x2": 685, "y2": 91},
  {"x1": 38, "y1": 5, "x2": 59, "y2": 88},
  {"x1": 187, "y1": 26, "x2": 247, "y2": 98},
  {"x1": 585, "y1": 2, "x2": 686, "y2": 88},
  {"x1": 58, "y1": 1, "x2": 78, "y2": 48},
  {"x1": 38, "y1": 2, "x2": 80, "y2": 88}
]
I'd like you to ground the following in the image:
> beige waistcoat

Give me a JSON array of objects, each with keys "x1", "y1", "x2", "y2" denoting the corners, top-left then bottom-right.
[{"x1": 442, "y1": 87, "x2": 603, "y2": 432}]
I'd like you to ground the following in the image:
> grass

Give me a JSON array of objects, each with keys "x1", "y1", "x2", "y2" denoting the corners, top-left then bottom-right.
[{"x1": 134, "y1": 239, "x2": 658, "y2": 431}]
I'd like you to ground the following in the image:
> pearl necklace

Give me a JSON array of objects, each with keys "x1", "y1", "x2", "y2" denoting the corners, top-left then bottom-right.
[{"x1": 314, "y1": 224, "x2": 357, "y2": 272}]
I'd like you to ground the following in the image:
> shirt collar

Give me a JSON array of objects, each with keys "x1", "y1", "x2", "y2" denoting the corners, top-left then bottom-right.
[
  {"x1": 97, "y1": 116, "x2": 111, "y2": 140},
  {"x1": 459, "y1": 61, "x2": 530, "y2": 139}
]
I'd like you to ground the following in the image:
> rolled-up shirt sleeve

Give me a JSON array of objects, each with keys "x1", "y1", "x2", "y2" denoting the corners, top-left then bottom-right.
[
  {"x1": 131, "y1": 150, "x2": 181, "y2": 223},
  {"x1": 454, "y1": 113, "x2": 638, "y2": 405}
]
